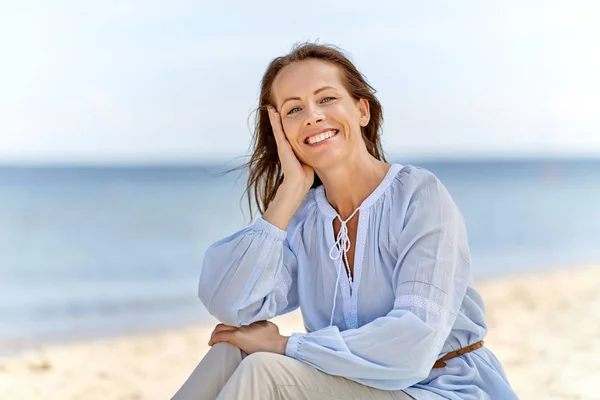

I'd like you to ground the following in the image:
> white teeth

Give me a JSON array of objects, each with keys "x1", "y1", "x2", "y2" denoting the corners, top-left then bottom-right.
[{"x1": 307, "y1": 130, "x2": 337, "y2": 144}]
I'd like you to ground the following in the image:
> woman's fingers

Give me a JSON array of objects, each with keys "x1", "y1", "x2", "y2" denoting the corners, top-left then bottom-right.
[
  {"x1": 208, "y1": 329, "x2": 236, "y2": 346},
  {"x1": 267, "y1": 107, "x2": 301, "y2": 169},
  {"x1": 267, "y1": 107, "x2": 295, "y2": 160},
  {"x1": 267, "y1": 106, "x2": 286, "y2": 146},
  {"x1": 211, "y1": 324, "x2": 237, "y2": 336},
  {"x1": 208, "y1": 324, "x2": 237, "y2": 346},
  {"x1": 266, "y1": 105, "x2": 315, "y2": 191}
]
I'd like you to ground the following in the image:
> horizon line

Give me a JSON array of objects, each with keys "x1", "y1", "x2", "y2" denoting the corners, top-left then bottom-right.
[{"x1": 1, "y1": 154, "x2": 600, "y2": 168}]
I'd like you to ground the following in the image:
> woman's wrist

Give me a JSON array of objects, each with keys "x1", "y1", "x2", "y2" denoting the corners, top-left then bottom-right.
[
  {"x1": 275, "y1": 335, "x2": 290, "y2": 355},
  {"x1": 262, "y1": 182, "x2": 308, "y2": 230}
]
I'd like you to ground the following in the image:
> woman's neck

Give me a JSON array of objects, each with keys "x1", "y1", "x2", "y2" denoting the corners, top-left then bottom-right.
[{"x1": 316, "y1": 154, "x2": 390, "y2": 219}]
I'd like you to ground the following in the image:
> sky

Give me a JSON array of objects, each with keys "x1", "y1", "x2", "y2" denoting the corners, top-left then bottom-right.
[{"x1": 0, "y1": 1, "x2": 599, "y2": 163}]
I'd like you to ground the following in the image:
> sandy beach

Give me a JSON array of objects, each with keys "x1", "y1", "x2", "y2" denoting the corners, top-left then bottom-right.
[{"x1": 1, "y1": 265, "x2": 599, "y2": 400}]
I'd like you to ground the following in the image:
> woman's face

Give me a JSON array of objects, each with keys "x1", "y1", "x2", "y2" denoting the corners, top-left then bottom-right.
[{"x1": 271, "y1": 59, "x2": 370, "y2": 170}]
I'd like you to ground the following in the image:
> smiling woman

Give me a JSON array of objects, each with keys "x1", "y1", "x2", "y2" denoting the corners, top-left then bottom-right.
[
  {"x1": 243, "y1": 44, "x2": 386, "y2": 220},
  {"x1": 271, "y1": 60, "x2": 372, "y2": 172},
  {"x1": 170, "y1": 43, "x2": 519, "y2": 400}
]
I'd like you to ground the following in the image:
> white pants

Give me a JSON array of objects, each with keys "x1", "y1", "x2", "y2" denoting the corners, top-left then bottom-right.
[{"x1": 171, "y1": 342, "x2": 414, "y2": 400}]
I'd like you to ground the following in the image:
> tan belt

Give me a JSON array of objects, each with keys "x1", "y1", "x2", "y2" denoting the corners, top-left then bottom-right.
[{"x1": 433, "y1": 340, "x2": 484, "y2": 368}]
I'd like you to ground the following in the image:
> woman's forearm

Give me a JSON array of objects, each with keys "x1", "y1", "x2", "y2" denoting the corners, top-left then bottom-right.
[{"x1": 262, "y1": 182, "x2": 308, "y2": 231}]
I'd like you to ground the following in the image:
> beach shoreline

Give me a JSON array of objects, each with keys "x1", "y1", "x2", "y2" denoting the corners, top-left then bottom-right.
[{"x1": 1, "y1": 265, "x2": 598, "y2": 400}]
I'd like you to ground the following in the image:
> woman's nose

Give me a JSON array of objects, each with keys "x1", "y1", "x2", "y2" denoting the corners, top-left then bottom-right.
[{"x1": 304, "y1": 105, "x2": 325, "y2": 126}]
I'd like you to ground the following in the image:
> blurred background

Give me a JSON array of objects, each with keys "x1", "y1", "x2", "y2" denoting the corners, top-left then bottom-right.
[{"x1": 1, "y1": 1, "x2": 599, "y2": 357}]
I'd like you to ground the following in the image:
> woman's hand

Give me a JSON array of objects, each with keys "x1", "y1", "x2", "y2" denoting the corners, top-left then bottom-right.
[
  {"x1": 208, "y1": 321, "x2": 290, "y2": 355},
  {"x1": 262, "y1": 107, "x2": 314, "y2": 230},
  {"x1": 268, "y1": 106, "x2": 314, "y2": 192}
]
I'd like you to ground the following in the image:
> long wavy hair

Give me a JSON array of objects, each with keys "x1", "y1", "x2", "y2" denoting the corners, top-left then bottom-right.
[{"x1": 240, "y1": 42, "x2": 387, "y2": 219}]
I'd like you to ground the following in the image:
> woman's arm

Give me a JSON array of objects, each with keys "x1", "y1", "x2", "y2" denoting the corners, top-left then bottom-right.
[
  {"x1": 199, "y1": 107, "x2": 313, "y2": 326},
  {"x1": 285, "y1": 170, "x2": 471, "y2": 390},
  {"x1": 198, "y1": 173, "x2": 308, "y2": 326},
  {"x1": 198, "y1": 216, "x2": 300, "y2": 327}
]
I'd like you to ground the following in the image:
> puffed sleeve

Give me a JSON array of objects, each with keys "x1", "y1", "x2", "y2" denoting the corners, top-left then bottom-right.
[
  {"x1": 198, "y1": 217, "x2": 299, "y2": 326},
  {"x1": 285, "y1": 169, "x2": 470, "y2": 390}
]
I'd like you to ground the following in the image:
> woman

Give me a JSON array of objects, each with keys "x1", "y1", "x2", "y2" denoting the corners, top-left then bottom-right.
[{"x1": 172, "y1": 43, "x2": 519, "y2": 399}]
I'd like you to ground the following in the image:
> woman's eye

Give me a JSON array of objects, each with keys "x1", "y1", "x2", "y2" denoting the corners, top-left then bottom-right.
[
  {"x1": 287, "y1": 107, "x2": 301, "y2": 115},
  {"x1": 321, "y1": 97, "x2": 335, "y2": 103}
]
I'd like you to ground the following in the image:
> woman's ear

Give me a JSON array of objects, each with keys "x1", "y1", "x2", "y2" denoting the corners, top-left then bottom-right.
[{"x1": 358, "y1": 98, "x2": 370, "y2": 127}]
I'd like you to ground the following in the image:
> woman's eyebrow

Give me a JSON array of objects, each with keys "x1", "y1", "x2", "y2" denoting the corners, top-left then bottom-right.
[{"x1": 280, "y1": 86, "x2": 338, "y2": 108}]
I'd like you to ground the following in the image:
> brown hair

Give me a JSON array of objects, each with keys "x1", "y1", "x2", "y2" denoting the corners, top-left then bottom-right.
[{"x1": 241, "y1": 42, "x2": 386, "y2": 218}]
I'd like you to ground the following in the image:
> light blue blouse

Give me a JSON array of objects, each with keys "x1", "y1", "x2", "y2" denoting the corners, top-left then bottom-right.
[{"x1": 199, "y1": 164, "x2": 519, "y2": 399}]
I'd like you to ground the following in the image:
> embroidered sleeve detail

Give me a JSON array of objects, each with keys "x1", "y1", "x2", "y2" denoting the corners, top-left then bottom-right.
[{"x1": 394, "y1": 294, "x2": 445, "y2": 317}]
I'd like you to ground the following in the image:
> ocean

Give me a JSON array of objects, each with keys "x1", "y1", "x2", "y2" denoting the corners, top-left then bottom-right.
[{"x1": 1, "y1": 159, "x2": 599, "y2": 355}]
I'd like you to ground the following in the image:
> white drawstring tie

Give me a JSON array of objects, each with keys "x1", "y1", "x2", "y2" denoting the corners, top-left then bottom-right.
[{"x1": 328, "y1": 207, "x2": 360, "y2": 327}]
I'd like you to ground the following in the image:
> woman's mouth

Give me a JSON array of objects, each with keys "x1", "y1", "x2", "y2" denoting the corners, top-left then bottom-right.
[{"x1": 305, "y1": 130, "x2": 339, "y2": 145}]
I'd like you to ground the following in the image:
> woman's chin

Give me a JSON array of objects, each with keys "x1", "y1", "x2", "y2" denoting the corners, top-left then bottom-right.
[{"x1": 304, "y1": 149, "x2": 350, "y2": 171}]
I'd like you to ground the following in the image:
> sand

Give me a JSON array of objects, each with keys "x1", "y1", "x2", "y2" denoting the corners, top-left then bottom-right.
[{"x1": 1, "y1": 265, "x2": 599, "y2": 400}]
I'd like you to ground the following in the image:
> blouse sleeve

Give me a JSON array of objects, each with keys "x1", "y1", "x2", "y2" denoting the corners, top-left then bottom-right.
[
  {"x1": 285, "y1": 170, "x2": 471, "y2": 390},
  {"x1": 198, "y1": 217, "x2": 299, "y2": 327}
]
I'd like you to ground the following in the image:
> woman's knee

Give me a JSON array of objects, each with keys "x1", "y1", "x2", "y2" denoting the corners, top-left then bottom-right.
[
  {"x1": 205, "y1": 342, "x2": 246, "y2": 360},
  {"x1": 210, "y1": 342, "x2": 240, "y2": 353},
  {"x1": 237, "y1": 351, "x2": 283, "y2": 371}
]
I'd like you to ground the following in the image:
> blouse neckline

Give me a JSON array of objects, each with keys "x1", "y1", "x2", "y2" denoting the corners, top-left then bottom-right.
[{"x1": 315, "y1": 163, "x2": 403, "y2": 219}]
